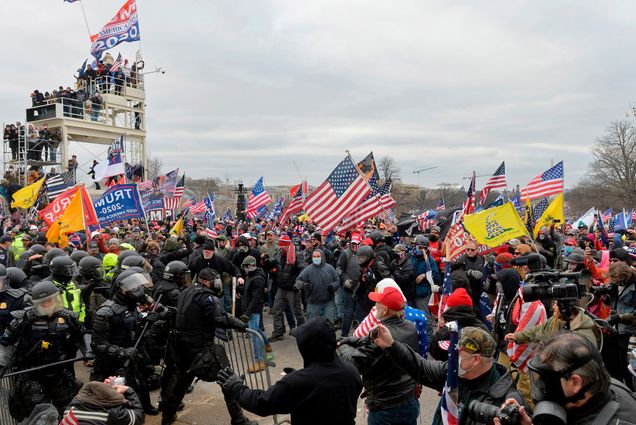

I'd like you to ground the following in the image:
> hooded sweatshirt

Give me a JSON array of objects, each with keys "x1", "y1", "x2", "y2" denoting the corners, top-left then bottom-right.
[
  {"x1": 295, "y1": 249, "x2": 340, "y2": 304},
  {"x1": 236, "y1": 317, "x2": 362, "y2": 425}
]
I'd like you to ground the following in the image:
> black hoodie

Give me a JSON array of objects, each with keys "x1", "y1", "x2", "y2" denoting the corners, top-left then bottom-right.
[{"x1": 236, "y1": 317, "x2": 362, "y2": 424}]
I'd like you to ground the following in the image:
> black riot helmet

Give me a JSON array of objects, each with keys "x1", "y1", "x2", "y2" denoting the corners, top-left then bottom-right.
[
  {"x1": 6, "y1": 267, "x2": 27, "y2": 289},
  {"x1": 121, "y1": 254, "x2": 147, "y2": 271},
  {"x1": 70, "y1": 250, "x2": 89, "y2": 265},
  {"x1": 369, "y1": 230, "x2": 385, "y2": 245},
  {"x1": 29, "y1": 244, "x2": 47, "y2": 256},
  {"x1": 78, "y1": 256, "x2": 104, "y2": 281},
  {"x1": 117, "y1": 250, "x2": 138, "y2": 266},
  {"x1": 43, "y1": 248, "x2": 67, "y2": 266},
  {"x1": 163, "y1": 261, "x2": 190, "y2": 285},
  {"x1": 114, "y1": 267, "x2": 153, "y2": 305},
  {"x1": 50, "y1": 255, "x2": 78, "y2": 283},
  {"x1": 356, "y1": 245, "x2": 375, "y2": 265},
  {"x1": 31, "y1": 280, "x2": 63, "y2": 316},
  {"x1": 198, "y1": 267, "x2": 222, "y2": 296},
  {"x1": 0, "y1": 264, "x2": 7, "y2": 292}
]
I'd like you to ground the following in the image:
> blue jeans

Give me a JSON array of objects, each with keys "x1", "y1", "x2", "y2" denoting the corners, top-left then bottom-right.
[
  {"x1": 368, "y1": 398, "x2": 419, "y2": 425},
  {"x1": 306, "y1": 301, "x2": 337, "y2": 323},
  {"x1": 340, "y1": 290, "x2": 355, "y2": 337},
  {"x1": 248, "y1": 313, "x2": 268, "y2": 361}
]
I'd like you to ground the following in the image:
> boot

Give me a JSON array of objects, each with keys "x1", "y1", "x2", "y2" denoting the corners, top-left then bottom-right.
[
  {"x1": 269, "y1": 333, "x2": 284, "y2": 342},
  {"x1": 161, "y1": 413, "x2": 177, "y2": 425},
  {"x1": 139, "y1": 389, "x2": 159, "y2": 416},
  {"x1": 247, "y1": 361, "x2": 265, "y2": 373}
]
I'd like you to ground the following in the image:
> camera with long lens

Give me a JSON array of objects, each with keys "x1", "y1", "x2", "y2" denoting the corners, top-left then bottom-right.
[{"x1": 467, "y1": 400, "x2": 520, "y2": 425}]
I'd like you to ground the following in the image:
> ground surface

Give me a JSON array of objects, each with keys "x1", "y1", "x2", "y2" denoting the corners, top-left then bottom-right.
[{"x1": 75, "y1": 311, "x2": 440, "y2": 425}]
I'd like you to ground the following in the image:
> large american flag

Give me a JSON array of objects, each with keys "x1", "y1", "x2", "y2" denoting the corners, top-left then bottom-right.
[
  {"x1": 479, "y1": 161, "x2": 506, "y2": 205},
  {"x1": 304, "y1": 156, "x2": 371, "y2": 234},
  {"x1": 164, "y1": 197, "x2": 181, "y2": 210},
  {"x1": 45, "y1": 170, "x2": 76, "y2": 199},
  {"x1": 189, "y1": 200, "x2": 206, "y2": 215},
  {"x1": 279, "y1": 183, "x2": 305, "y2": 225},
  {"x1": 246, "y1": 177, "x2": 272, "y2": 219},
  {"x1": 521, "y1": 161, "x2": 564, "y2": 201},
  {"x1": 339, "y1": 178, "x2": 396, "y2": 231}
]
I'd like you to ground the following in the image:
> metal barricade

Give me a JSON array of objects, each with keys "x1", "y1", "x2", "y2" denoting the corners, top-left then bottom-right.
[
  {"x1": 215, "y1": 328, "x2": 281, "y2": 424},
  {"x1": 0, "y1": 373, "x2": 19, "y2": 425}
]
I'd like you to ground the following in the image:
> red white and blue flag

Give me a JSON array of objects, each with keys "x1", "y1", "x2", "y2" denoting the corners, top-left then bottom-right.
[
  {"x1": 304, "y1": 156, "x2": 371, "y2": 234},
  {"x1": 189, "y1": 200, "x2": 206, "y2": 215},
  {"x1": 339, "y1": 178, "x2": 396, "y2": 231},
  {"x1": 416, "y1": 210, "x2": 437, "y2": 231},
  {"x1": 601, "y1": 208, "x2": 612, "y2": 223},
  {"x1": 246, "y1": 177, "x2": 272, "y2": 219},
  {"x1": 440, "y1": 321, "x2": 459, "y2": 425},
  {"x1": 60, "y1": 408, "x2": 79, "y2": 425},
  {"x1": 521, "y1": 161, "x2": 564, "y2": 201},
  {"x1": 479, "y1": 161, "x2": 507, "y2": 205},
  {"x1": 436, "y1": 198, "x2": 446, "y2": 211},
  {"x1": 90, "y1": 0, "x2": 141, "y2": 59},
  {"x1": 279, "y1": 182, "x2": 306, "y2": 225},
  {"x1": 506, "y1": 290, "x2": 547, "y2": 371},
  {"x1": 459, "y1": 172, "x2": 476, "y2": 220}
]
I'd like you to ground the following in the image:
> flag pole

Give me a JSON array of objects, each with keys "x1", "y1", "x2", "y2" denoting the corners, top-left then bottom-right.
[{"x1": 78, "y1": 0, "x2": 92, "y2": 39}]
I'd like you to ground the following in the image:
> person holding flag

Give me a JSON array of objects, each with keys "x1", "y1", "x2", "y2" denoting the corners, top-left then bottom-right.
[{"x1": 372, "y1": 325, "x2": 527, "y2": 425}]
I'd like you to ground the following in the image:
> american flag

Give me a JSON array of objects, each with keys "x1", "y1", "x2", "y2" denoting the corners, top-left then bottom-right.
[
  {"x1": 254, "y1": 205, "x2": 269, "y2": 220},
  {"x1": 137, "y1": 180, "x2": 152, "y2": 192},
  {"x1": 189, "y1": 200, "x2": 206, "y2": 215},
  {"x1": 479, "y1": 161, "x2": 507, "y2": 205},
  {"x1": 205, "y1": 227, "x2": 218, "y2": 239},
  {"x1": 339, "y1": 178, "x2": 397, "y2": 231},
  {"x1": 45, "y1": 170, "x2": 76, "y2": 199},
  {"x1": 304, "y1": 156, "x2": 372, "y2": 234},
  {"x1": 601, "y1": 208, "x2": 612, "y2": 222},
  {"x1": 416, "y1": 210, "x2": 437, "y2": 231},
  {"x1": 60, "y1": 408, "x2": 79, "y2": 425},
  {"x1": 280, "y1": 183, "x2": 305, "y2": 225},
  {"x1": 597, "y1": 209, "x2": 609, "y2": 246},
  {"x1": 440, "y1": 321, "x2": 459, "y2": 425},
  {"x1": 632, "y1": 210, "x2": 636, "y2": 222},
  {"x1": 521, "y1": 161, "x2": 564, "y2": 201},
  {"x1": 506, "y1": 289, "x2": 547, "y2": 371},
  {"x1": 164, "y1": 196, "x2": 181, "y2": 210},
  {"x1": 110, "y1": 53, "x2": 123, "y2": 73},
  {"x1": 246, "y1": 177, "x2": 272, "y2": 219},
  {"x1": 532, "y1": 198, "x2": 549, "y2": 223},
  {"x1": 436, "y1": 198, "x2": 446, "y2": 211},
  {"x1": 182, "y1": 197, "x2": 196, "y2": 209},
  {"x1": 460, "y1": 172, "x2": 476, "y2": 219},
  {"x1": 174, "y1": 174, "x2": 185, "y2": 198},
  {"x1": 267, "y1": 198, "x2": 284, "y2": 222}
]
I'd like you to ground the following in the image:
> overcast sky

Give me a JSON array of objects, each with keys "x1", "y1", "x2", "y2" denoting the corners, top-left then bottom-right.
[{"x1": 1, "y1": 1, "x2": 635, "y2": 189}]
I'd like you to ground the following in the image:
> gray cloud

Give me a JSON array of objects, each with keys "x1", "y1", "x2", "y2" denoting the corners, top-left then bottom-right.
[{"x1": 1, "y1": 1, "x2": 635, "y2": 190}]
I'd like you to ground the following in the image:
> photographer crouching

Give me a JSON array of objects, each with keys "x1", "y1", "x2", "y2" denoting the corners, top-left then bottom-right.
[{"x1": 495, "y1": 332, "x2": 636, "y2": 425}]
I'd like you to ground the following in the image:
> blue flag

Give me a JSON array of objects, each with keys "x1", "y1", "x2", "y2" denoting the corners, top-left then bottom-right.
[
  {"x1": 93, "y1": 184, "x2": 145, "y2": 226},
  {"x1": 266, "y1": 198, "x2": 284, "y2": 222},
  {"x1": 223, "y1": 208, "x2": 233, "y2": 222}
]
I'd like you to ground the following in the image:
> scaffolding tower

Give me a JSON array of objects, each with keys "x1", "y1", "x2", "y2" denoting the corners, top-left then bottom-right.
[{"x1": 3, "y1": 69, "x2": 148, "y2": 186}]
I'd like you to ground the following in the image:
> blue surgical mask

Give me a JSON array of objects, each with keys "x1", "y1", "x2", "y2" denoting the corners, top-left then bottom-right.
[
  {"x1": 312, "y1": 258, "x2": 321, "y2": 266},
  {"x1": 563, "y1": 246, "x2": 573, "y2": 256}
]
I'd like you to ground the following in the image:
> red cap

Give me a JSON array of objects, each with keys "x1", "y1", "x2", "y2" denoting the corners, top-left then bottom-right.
[
  {"x1": 278, "y1": 234, "x2": 291, "y2": 247},
  {"x1": 350, "y1": 233, "x2": 362, "y2": 244},
  {"x1": 361, "y1": 237, "x2": 374, "y2": 246},
  {"x1": 368, "y1": 287, "x2": 405, "y2": 311},
  {"x1": 446, "y1": 288, "x2": 473, "y2": 308}
]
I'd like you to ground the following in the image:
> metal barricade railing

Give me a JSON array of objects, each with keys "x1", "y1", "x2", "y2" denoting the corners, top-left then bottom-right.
[
  {"x1": 215, "y1": 328, "x2": 281, "y2": 424},
  {"x1": 0, "y1": 373, "x2": 19, "y2": 425}
]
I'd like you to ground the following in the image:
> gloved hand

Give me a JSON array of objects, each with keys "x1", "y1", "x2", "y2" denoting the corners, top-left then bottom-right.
[
  {"x1": 337, "y1": 336, "x2": 363, "y2": 347},
  {"x1": 328, "y1": 283, "x2": 336, "y2": 293},
  {"x1": 121, "y1": 347, "x2": 138, "y2": 359},
  {"x1": 343, "y1": 279, "x2": 355, "y2": 291},
  {"x1": 467, "y1": 270, "x2": 483, "y2": 280},
  {"x1": 282, "y1": 367, "x2": 296, "y2": 374},
  {"x1": 145, "y1": 311, "x2": 161, "y2": 323},
  {"x1": 239, "y1": 314, "x2": 250, "y2": 324},
  {"x1": 216, "y1": 367, "x2": 245, "y2": 394},
  {"x1": 607, "y1": 314, "x2": 621, "y2": 326}
]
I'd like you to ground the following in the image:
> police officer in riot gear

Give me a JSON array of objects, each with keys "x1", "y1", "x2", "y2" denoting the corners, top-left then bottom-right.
[
  {"x1": 0, "y1": 265, "x2": 29, "y2": 333},
  {"x1": 77, "y1": 255, "x2": 108, "y2": 330},
  {"x1": 23, "y1": 244, "x2": 52, "y2": 282},
  {"x1": 50, "y1": 255, "x2": 86, "y2": 324},
  {"x1": 91, "y1": 267, "x2": 159, "y2": 415},
  {"x1": 70, "y1": 250, "x2": 89, "y2": 265},
  {"x1": 6, "y1": 267, "x2": 31, "y2": 290},
  {"x1": 160, "y1": 267, "x2": 254, "y2": 425},
  {"x1": 0, "y1": 280, "x2": 92, "y2": 421}
]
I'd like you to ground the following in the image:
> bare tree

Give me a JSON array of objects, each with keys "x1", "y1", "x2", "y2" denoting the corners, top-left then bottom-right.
[
  {"x1": 378, "y1": 155, "x2": 401, "y2": 182},
  {"x1": 587, "y1": 120, "x2": 636, "y2": 207},
  {"x1": 146, "y1": 156, "x2": 163, "y2": 181}
]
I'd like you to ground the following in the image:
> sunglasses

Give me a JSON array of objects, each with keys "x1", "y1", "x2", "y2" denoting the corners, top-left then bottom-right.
[{"x1": 466, "y1": 248, "x2": 477, "y2": 252}]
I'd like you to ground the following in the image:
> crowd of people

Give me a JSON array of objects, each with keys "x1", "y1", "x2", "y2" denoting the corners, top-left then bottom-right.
[
  {"x1": 3, "y1": 121, "x2": 61, "y2": 163},
  {"x1": 0, "y1": 209, "x2": 635, "y2": 424}
]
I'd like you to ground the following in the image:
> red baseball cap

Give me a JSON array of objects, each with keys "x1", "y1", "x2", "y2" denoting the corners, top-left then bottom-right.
[
  {"x1": 368, "y1": 287, "x2": 405, "y2": 311},
  {"x1": 350, "y1": 233, "x2": 362, "y2": 244}
]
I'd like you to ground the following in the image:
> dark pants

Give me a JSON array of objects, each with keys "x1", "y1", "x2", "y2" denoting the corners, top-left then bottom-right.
[
  {"x1": 339, "y1": 289, "x2": 355, "y2": 337},
  {"x1": 272, "y1": 288, "x2": 305, "y2": 337},
  {"x1": 368, "y1": 398, "x2": 420, "y2": 425},
  {"x1": 11, "y1": 368, "x2": 79, "y2": 421},
  {"x1": 161, "y1": 338, "x2": 250, "y2": 424}
]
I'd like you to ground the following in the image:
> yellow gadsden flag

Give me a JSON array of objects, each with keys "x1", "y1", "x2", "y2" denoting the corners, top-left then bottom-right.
[
  {"x1": 46, "y1": 191, "x2": 85, "y2": 247},
  {"x1": 463, "y1": 202, "x2": 529, "y2": 248},
  {"x1": 10, "y1": 178, "x2": 45, "y2": 209},
  {"x1": 170, "y1": 217, "x2": 184, "y2": 236},
  {"x1": 533, "y1": 193, "x2": 564, "y2": 238}
]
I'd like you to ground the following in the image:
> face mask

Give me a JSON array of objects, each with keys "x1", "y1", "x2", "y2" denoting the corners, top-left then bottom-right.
[
  {"x1": 458, "y1": 355, "x2": 474, "y2": 377},
  {"x1": 124, "y1": 286, "x2": 146, "y2": 305},
  {"x1": 312, "y1": 258, "x2": 321, "y2": 266},
  {"x1": 238, "y1": 246, "x2": 248, "y2": 253},
  {"x1": 563, "y1": 246, "x2": 573, "y2": 256},
  {"x1": 539, "y1": 234, "x2": 546, "y2": 241},
  {"x1": 244, "y1": 265, "x2": 256, "y2": 273},
  {"x1": 429, "y1": 235, "x2": 438, "y2": 242},
  {"x1": 528, "y1": 355, "x2": 593, "y2": 406}
]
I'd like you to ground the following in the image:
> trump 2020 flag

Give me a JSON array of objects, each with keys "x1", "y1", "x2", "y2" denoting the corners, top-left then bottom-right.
[
  {"x1": 90, "y1": 0, "x2": 141, "y2": 59},
  {"x1": 93, "y1": 184, "x2": 145, "y2": 226},
  {"x1": 94, "y1": 137, "x2": 126, "y2": 180}
]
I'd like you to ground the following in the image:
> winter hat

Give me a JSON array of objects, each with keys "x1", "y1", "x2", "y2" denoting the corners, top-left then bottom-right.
[
  {"x1": 278, "y1": 234, "x2": 291, "y2": 247},
  {"x1": 194, "y1": 235, "x2": 206, "y2": 245},
  {"x1": 446, "y1": 288, "x2": 473, "y2": 308},
  {"x1": 495, "y1": 252, "x2": 513, "y2": 265},
  {"x1": 368, "y1": 287, "x2": 405, "y2": 311}
]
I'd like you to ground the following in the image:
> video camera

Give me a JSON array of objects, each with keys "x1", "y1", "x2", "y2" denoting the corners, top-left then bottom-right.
[
  {"x1": 467, "y1": 400, "x2": 520, "y2": 425},
  {"x1": 509, "y1": 253, "x2": 592, "y2": 329}
]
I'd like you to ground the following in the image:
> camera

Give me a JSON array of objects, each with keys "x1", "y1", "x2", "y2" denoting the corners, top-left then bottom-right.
[{"x1": 467, "y1": 400, "x2": 520, "y2": 425}]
